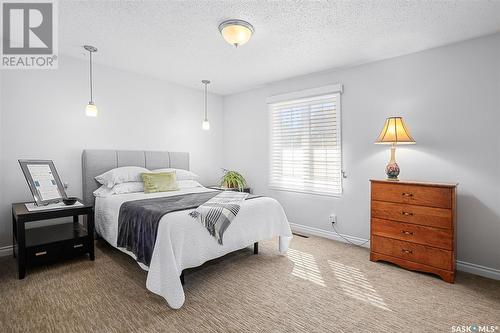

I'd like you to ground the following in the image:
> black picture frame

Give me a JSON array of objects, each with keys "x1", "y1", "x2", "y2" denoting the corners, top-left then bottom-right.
[{"x1": 18, "y1": 159, "x2": 67, "y2": 206}]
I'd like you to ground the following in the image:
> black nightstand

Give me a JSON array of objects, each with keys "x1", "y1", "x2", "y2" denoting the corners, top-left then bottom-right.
[
  {"x1": 207, "y1": 186, "x2": 252, "y2": 194},
  {"x1": 12, "y1": 200, "x2": 95, "y2": 279}
]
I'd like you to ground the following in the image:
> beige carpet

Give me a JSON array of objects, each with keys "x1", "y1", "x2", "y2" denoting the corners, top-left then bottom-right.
[{"x1": 0, "y1": 235, "x2": 499, "y2": 333}]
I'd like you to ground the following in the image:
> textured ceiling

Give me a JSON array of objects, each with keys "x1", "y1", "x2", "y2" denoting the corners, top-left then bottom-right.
[{"x1": 59, "y1": 0, "x2": 500, "y2": 95}]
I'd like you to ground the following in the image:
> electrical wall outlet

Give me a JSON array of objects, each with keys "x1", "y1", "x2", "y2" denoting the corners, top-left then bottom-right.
[{"x1": 329, "y1": 214, "x2": 337, "y2": 224}]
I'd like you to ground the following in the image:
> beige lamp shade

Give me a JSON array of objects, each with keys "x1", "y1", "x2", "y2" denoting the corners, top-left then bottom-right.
[{"x1": 375, "y1": 117, "x2": 415, "y2": 144}]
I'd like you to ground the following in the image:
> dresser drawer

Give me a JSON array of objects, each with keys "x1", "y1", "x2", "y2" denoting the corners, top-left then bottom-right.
[
  {"x1": 371, "y1": 200, "x2": 452, "y2": 229},
  {"x1": 371, "y1": 218, "x2": 452, "y2": 250},
  {"x1": 371, "y1": 235, "x2": 452, "y2": 270},
  {"x1": 371, "y1": 182, "x2": 452, "y2": 208}
]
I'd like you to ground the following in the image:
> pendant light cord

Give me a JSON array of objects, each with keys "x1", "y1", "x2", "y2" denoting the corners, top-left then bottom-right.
[
  {"x1": 89, "y1": 51, "x2": 93, "y2": 103},
  {"x1": 204, "y1": 82, "x2": 207, "y2": 120}
]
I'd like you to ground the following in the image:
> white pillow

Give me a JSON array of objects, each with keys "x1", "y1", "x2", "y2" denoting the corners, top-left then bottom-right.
[
  {"x1": 177, "y1": 180, "x2": 203, "y2": 189},
  {"x1": 95, "y1": 166, "x2": 149, "y2": 188},
  {"x1": 93, "y1": 182, "x2": 145, "y2": 197},
  {"x1": 151, "y1": 168, "x2": 199, "y2": 181}
]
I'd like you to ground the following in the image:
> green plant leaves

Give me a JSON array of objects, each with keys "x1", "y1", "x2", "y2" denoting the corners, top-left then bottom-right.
[{"x1": 220, "y1": 170, "x2": 247, "y2": 190}]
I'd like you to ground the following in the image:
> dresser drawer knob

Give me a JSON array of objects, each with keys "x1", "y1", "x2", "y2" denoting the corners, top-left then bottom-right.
[
  {"x1": 35, "y1": 251, "x2": 47, "y2": 256},
  {"x1": 401, "y1": 249, "x2": 413, "y2": 254},
  {"x1": 73, "y1": 244, "x2": 83, "y2": 248},
  {"x1": 401, "y1": 211, "x2": 414, "y2": 216},
  {"x1": 401, "y1": 192, "x2": 413, "y2": 197},
  {"x1": 401, "y1": 230, "x2": 414, "y2": 235}
]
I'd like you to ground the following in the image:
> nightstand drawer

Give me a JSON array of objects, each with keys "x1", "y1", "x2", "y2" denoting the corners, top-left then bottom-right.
[
  {"x1": 371, "y1": 218, "x2": 452, "y2": 250},
  {"x1": 371, "y1": 200, "x2": 452, "y2": 229},
  {"x1": 371, "y1": 235, "x2": 452, "y2": 270},
  {"x1": 371, "y1": 182, "x2": 452, "y2": 208},
  {"x1": 26, "y1": 243, "x2": 64, "y2": 266},
  {"x1": 64, "y1": 238, "x2": 89, "y2": 257}
]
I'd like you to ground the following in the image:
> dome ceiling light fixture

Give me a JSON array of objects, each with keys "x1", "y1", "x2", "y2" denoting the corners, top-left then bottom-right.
[{"x1": 218, "y1": 19, "x2": 254, "y2": 47}]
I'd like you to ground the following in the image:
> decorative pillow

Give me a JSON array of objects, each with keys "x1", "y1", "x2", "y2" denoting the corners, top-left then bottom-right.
[
  {"x1": 142, "y1": 172, "x2": 179, "y2": 194},
  {"x1": 93, "y1": 182, "x2": 145, "y2": 197},
  {"x1": 151, "y1": 168, "x2": 199, "y2": 181},
  {"x1": 95, "y1": 166, "x2": 149, "y2": 188}
]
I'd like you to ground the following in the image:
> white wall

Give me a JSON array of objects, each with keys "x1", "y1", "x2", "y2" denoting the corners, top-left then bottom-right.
[
  {"x1": 0, "y1": 55, "x2": 224, "y2": 248},
  {"x1": 223, "y1": 33, "x2": 500, "y2": 272},
  {"x1": 1, "y1": 34, "x2": 498, "y2": 276}
]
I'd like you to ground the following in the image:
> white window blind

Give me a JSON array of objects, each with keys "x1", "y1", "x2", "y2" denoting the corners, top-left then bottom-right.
[{"x1": 269, "y1": 92, "x2": 342, "y2": 196}]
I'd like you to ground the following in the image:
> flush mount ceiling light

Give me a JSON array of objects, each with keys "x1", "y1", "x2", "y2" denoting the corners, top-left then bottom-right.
[
  {"x1": 84, "y1": 45, "x2": 98, "y2": 117},
  {"x1": 218, "y1": 19, "x2": 254, "y2": 47}
]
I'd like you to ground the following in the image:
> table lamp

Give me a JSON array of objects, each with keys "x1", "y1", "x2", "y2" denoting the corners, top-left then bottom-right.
[{"x1": 375, "y1": 117, "x2": 415, "y2": 180}]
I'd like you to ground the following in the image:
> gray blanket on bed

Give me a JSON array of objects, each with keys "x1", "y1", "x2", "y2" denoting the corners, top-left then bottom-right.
[
  {"x1": 117, "y1": 191, "x2": 221, "y2": 266},
  {"x1": 117, "y1": 191, "x2": 260, "y2": 266}
]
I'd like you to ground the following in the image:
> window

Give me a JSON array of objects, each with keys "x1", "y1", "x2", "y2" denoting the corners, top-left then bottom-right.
[{"x1": 268, "y1": 86, "x2": 342, "y2": 196}]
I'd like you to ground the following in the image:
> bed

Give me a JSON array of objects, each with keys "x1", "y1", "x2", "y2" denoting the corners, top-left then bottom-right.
[{"x1": 82, "y1": 149, "x2": 292, "y2": 309}]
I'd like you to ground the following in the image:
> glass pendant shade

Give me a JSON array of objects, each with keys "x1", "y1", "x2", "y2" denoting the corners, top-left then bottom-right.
[
  {"x1": 85, "y1": 102, "x2": 98, "y2": 117},
  {"x1": 202, "y1": 119, "x2": 210, "y2": 130},
  {"x1": 219, "y1": 20, "x2": 254, "y2": 47}
]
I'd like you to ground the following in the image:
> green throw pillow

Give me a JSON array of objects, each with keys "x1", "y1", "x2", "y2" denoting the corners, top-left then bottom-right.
[{"x1": 142, "y1": 172, "x2": 179, "y2": 193}]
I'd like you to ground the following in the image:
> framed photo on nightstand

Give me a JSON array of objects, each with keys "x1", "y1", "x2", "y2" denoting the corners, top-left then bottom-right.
[{"x1": 18, "y1": 159, "x2": 67, "y2": 206}]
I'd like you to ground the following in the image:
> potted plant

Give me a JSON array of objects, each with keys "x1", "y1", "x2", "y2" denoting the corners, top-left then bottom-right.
[{"x1": 220, "y1": 169, "x2": 247, "y2": 191}]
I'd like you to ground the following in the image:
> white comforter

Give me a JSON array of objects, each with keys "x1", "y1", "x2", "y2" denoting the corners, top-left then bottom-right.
[{"x1": 94, "y1": 186, "x2": 292, "y2": 309}]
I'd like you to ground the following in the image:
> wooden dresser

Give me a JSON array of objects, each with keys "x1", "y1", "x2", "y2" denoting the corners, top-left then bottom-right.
[{"x1": 370, "y1": 180, "x2": 457, "y2": 283}]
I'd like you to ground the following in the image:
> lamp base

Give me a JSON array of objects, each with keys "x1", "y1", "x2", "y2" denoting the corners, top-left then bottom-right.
[{"x1": 385, "y1": 161, "x2": 400, "y2": 181}]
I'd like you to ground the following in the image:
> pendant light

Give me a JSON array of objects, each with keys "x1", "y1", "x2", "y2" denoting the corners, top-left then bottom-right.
[
  {"x1": 84, "y1": 45, "x2": 98, "y2": 117},
  {"x1": 219, "y1": 19, "x2": 254, "y2": 47},
  {"x1": 201, "y1": 80, "x2": 210, "y2": 130}
]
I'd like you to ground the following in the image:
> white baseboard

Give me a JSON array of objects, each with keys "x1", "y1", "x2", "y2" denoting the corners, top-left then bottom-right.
[
  {"x1": 290, "y1": 223, "x2": 370, "y2": 248},
  {"x1": 289, "y1": 223, "x2": 500, "y2": 281},
  {"x1": 0, "y1": 245, "x2": 13, "y2": 257},
  {"x1": 456, "y1": 260, "x2": 500, "y2": 280}
]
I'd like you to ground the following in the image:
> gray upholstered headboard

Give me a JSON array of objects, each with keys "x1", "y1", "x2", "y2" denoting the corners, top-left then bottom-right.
[{"x1": 82, "y1": 150, "x2": 189, "y2": 205}]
